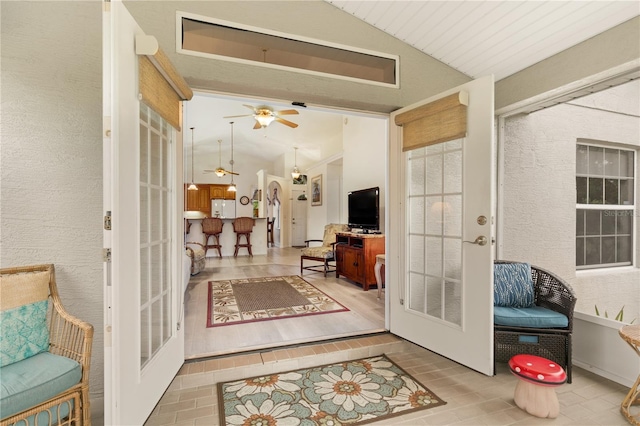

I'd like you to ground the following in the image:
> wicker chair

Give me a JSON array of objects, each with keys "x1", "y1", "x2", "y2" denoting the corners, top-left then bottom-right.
[
  {"x1": 0, "y1": 264, "x2": 93, "y2": 426},
  {"x1": 300, "y1": 224, "x2": 349, "y2": 277},
  {"x1": 494, "y1": 260, "x2": 577, "y2": 382}
]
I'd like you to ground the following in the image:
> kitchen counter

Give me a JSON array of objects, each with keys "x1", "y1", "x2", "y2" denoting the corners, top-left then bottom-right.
[{"x1": 186, "y1": 217, "x2": 267, "y2": 257}]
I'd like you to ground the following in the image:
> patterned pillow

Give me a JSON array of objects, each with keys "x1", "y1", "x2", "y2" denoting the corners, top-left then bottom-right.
[
  {"x1": 0, "y1": 270, "x2": 50, "y2": 367},
  {"x1": 494, "y1": 263, "x2": 534, "y2": 308}
]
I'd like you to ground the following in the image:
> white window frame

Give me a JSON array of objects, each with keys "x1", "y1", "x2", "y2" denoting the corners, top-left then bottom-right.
[{"x1": 576, "y1": 142, "x2": 636, "y2": 270}]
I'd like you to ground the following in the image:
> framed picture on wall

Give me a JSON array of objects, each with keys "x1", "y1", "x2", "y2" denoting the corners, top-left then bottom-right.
[
  {"x1": 293, "y1": 174, "x2": 307, "y2": 185},
  {"x1": 311, "y1": 175, "x2": 322, "y2": 206}
]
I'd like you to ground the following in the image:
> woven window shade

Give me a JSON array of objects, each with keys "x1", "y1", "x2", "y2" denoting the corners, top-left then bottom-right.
[
  {"x1": 138, "y1": 45, "x2": 193, "y2": 131},
  {"x1": 395, "y1": 91, "x2": 468, "y2": 152}
]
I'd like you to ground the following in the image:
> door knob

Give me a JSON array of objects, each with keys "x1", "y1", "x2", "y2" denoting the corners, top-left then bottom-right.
[{"x1": 464, "y1": 236, "x2": 487, "y2": 246}]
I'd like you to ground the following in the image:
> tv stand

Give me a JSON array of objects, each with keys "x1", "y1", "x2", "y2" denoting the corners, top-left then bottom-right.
[{"x1": 335, "y1": 232, "x2": 385, "y2": 291}]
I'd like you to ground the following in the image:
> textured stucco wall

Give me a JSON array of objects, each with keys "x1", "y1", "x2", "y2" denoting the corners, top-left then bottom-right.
[
  {"x1": 0, "y1": 1, "x2": 104, "y2": 421},
  {"x1": 502, "y1": 81, "x2": 640, "y2": 321}
]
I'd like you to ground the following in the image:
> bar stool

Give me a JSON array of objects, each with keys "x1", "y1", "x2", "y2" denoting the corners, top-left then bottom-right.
[
  {"x1": 202, "y1": 217, "x2": 223, "y2": 257},
  {"x1": 232, "y1": 217, "x2": 255, "y2": 256},
  {"x1": 266, "y1": 217, "x2": 275, "y2": 247}
]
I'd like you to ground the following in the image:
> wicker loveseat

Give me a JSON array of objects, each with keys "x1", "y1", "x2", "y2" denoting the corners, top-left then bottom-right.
[
  {"x1": 494, "y1": 260, "x2": 576, "y2": 382},
  {"x1": 0, "y1": 264, "x2": 93, "y2": 426}
]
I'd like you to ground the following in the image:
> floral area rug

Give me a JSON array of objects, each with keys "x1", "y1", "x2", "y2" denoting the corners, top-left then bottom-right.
[
  {"x1": 207, "y1": 276, "x2": 349, "y2": 327},
  {"x1": 218, "y1": 354, "x2": 446, "y2": 425}
]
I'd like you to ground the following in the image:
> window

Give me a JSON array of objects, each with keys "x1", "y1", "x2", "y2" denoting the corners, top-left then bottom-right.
[
  {"x1": 178, "y1": 13, "x2": 398, "y2": 87},
  {"x1": 576, "y1": 144, "x2": 635, "y2": 269}
]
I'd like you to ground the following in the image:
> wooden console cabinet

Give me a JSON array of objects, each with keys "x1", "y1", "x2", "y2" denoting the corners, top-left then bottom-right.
[{"x1": 335, "y1": 232, "x2": 385, "y2": 291}]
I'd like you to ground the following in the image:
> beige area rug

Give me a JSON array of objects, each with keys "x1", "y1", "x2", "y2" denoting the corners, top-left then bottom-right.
[
  {"x1": 218, "y1": 354, "x2": 446, "y2": 425},
  {"x1": 207, "y1": 276, "x2": 349, "y2": 327}
]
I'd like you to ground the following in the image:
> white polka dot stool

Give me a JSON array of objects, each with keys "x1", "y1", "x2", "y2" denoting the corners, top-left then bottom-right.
[{"x1": 509, "y1": 354, "x2": 567, "y2": 418}]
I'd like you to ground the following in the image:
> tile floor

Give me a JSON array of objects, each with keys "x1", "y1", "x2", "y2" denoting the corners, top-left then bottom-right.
[{"x1": 145, "y1": 333, "x2": 632, "y2": 425}]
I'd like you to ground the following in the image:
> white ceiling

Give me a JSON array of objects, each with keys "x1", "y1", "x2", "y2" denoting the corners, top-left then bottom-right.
[
  {"x1": 187, "y1": 1, "x2": 639, "y2": 167},
  {"x1": 326, "y1": 0, "x2": 639, "y2": 81}
]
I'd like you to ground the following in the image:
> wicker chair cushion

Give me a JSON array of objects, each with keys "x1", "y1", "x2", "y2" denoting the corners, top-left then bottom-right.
[
  {"x1": 0, "y1": 351, "x2": 81, "y2": 419},
  {"x1": 494, "y1": 262, "x2": 534, "y2": 308},
  {"x1": 301, "y1": 246, "x2": 333, "y2": 259},
  {"x1": 0, "y1": 270, "x2": 50, "y2": 367},
  {"x1": 494, "y1": 306, "x2": 569, "y2": 328}
]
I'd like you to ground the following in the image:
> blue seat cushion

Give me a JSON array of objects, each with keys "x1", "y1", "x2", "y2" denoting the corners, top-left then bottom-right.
[
  {"x1": 0, "y1": 351, "x2": 81, "y2": 420},
  {"x1": 494, "y1": 262, "x2": 534, "y2": 308},
  {"x1": 494, "y1": 306, "x2": 569, "y2": 328}
]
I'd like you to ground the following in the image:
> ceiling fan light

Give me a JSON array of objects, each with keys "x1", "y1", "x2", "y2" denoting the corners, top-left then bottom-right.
[
  {"x1": 256, "y1": 115, "x2": 275, "y2": 127},
  {"x1": 215, "y1": 169, "x2": 225, "y2": 177},
  {"x1": 187, "y1": 183, "x2": 198, "y2": 191}
]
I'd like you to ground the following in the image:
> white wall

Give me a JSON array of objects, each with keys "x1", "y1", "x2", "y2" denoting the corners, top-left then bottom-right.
[
  {"x1": 502, "y1": 80, "x2": 640, "y2": 321},
  {"x1": 0, "y1": 1, "x2": 104, "y2": 420},
  {"x1": 342, "y1": 116, "x2": 388, "y2": 233}
]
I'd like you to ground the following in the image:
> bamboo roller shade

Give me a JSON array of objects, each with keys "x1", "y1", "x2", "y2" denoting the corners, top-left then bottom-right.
[
  {"x1": 138, "y1": 48, "x2": 193, "y2": 131},
  {"x1": 395, "y1": 91, "x2": 468, "y2": 151}
]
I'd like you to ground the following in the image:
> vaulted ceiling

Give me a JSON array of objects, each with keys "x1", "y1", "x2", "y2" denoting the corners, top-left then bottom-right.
[{"x1": 184, "y1": 1, "x2": 638, "y2": 169}]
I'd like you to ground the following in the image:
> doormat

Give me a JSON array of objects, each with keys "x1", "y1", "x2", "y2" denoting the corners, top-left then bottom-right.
[
  {"x1": 207, "y1": 275, "x2": 349, "y2": 327},
  {"x1": 218, "y1": 354, "x2": 446, "y2": 425}
]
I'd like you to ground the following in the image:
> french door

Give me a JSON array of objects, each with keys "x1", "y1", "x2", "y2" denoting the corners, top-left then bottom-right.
[
  {"x1": 388, "y1": 76, "x2": 495, "y2": 375},
  {"x1": 103, "y1": 2, "x2": 185, "y2": 424}
]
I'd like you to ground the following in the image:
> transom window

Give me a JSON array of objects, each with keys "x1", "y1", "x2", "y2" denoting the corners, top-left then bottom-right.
[{"x1": 576, "y1": 143, "x2": 635, "y2": 269}]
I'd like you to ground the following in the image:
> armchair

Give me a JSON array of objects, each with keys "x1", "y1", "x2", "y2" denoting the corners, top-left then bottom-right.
[
  {"x1": 300, "y1": 224, "x2": 349, "y2": 277},
  {"x1": 493, "y1": 260, "x2": 576, "y2": 382},
  {"x1": 0, "y1": 264, "x2": 93, "y2": 425}
]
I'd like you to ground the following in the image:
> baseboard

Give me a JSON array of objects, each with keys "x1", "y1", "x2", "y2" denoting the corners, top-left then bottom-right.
[{"x1": 572, "y1": 360, "x2": 633, "y2": 388}]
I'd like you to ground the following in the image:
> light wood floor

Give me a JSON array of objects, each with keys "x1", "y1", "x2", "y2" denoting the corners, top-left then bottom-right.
[{"x1": 183, "y1": 247, "x2": 385, "y2": 359}]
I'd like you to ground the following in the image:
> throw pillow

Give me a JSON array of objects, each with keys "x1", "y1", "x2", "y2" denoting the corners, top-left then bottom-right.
[
  {"x1": 494, "y1": 262, "x2": 534, "y2": 308},
  {"x1": 0, "y1": 270, "x2": 50, "y2": 367}
]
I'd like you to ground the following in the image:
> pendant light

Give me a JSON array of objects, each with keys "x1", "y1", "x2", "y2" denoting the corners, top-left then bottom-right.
[
  {"x1": 291, "y1": 146, "x2": 301, "y2": 179},
  {"x1": 227, "y1": 122, "x2": 237, "y2": 192},
  {"x1": 187, "y1": 127, "x2": 198, "y2": 191}
]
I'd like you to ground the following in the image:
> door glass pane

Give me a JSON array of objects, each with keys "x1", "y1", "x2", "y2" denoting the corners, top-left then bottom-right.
[
  {"x1": 406, "y1": 138, "x2": 463, "y2": 327},
  {"x1": 139, "y1": 104, "x2": 174, "y2": 369}
]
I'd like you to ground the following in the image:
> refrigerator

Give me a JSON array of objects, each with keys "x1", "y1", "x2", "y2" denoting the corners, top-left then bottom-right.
[{"x1": 211, "y1": 199, "x2": 236, "y2": 219}]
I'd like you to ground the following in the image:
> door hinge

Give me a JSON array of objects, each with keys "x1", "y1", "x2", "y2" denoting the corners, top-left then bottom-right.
[
  {"x1": 104, "y1": 211, "x2": 112, "y2": 230},
  {"x1": 400, "y1": 299, "x2": 404, "y2": 305},
  {"x1": 103, "y1": 248, "x2": 112, "y2": 262}
]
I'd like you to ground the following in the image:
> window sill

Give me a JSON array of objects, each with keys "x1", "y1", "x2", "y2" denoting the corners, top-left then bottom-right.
[{"x1": 576, "y1": 265, "x2": 637, "y2": 277}]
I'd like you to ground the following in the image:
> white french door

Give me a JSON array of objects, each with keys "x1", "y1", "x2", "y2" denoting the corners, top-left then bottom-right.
[
  {"x1": 388, "y1": 76, "x2": 495, "y2": 375},
  {"x1": 103, "y1": 2, "x2": 184, "y2": 424}
]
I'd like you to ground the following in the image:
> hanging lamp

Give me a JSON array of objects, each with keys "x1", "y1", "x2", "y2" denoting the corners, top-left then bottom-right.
[
  {"x1": 188, "y1": 127, "x2": 198, "y2": 190},
  {"x1": 291, "y1": 146, "x2": 301, "y2": 179},
  {"x1": 227, "y1": 122, "x2": 237, "y2": 192}
]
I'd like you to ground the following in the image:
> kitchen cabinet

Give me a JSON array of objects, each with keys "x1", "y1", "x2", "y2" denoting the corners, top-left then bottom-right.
[
  {"x1": 335, "y1": 232, "x2": 385, "y2": 291},
  {"x1": 185, "y1": 185, "x2": 211, "y2": 216},
  {"x1": 210, "y1": 184, "x2": 236, "y2": 200}
]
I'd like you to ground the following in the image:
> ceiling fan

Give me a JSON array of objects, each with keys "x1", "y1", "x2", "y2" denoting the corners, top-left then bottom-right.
[
  {"x1": 224, "y1": 104, "x2": 299, "y2": 129},
  {"x1": 204, "y1": 139, "x2": 239, "y2": 177}
]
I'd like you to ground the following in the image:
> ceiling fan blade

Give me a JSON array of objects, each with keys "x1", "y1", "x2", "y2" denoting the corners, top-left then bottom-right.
[
  {"x1": 253, "y1": 121, "x2": 263, "y2": 130},
  {"x1": 223, "y1": 114, "x2": 253, "y2": 119},
  {"x1": 275, "y1": 109, "x2": 299, "y2": 116},
  {"x1": 203, "y1": 169, "x2": 218, "y2": 173},
  {"x1": 243, "y1": 104, "x2": 259, "y2": 113},
  {"x1": 226, "y1": 170, "x2": 239, "y2": 175},
  {"x1": 275, "y1": 117, "x2": 298, "y2": 128}
]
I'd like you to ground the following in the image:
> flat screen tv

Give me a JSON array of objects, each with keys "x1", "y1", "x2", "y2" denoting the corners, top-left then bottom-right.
[{"x1": 348, "y1": 187, "x2": 380, "y2": 231}]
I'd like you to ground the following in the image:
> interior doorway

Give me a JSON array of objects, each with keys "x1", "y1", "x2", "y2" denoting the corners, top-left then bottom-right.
[
  {"x1": 183, "y1": 92, "x2": 388, "y2": 359},
  {"x1": 291, "y1": 189, "x2": 307, "y2": 247}
]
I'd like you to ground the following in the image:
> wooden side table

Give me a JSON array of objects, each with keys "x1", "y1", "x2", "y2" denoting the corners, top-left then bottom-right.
[{"x1": 620, "y1": 324, "x2": 640, "y2": 425}]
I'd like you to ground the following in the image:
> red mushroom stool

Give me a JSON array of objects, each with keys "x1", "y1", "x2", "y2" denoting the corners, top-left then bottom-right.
[{"x1": 509, "y1": 354, "x2": 567, "y2": 418}]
